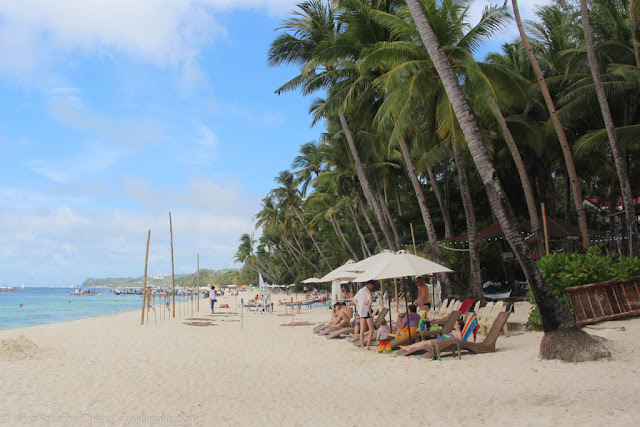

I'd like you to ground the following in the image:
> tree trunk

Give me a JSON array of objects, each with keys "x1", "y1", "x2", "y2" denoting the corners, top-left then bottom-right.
[
  {"x1": 395, "y1": 186, "x2": 403, "y2": 217},
  {"x1": 491, "y1": 104, "x2": 545, "y2": 256},
  {"x1": 452, "y1": 143, "x2": 483, "y2": 301},
  {"x1": 349, "y1": 203, "x2": 372, "y2": 258},
  {"x1": 358, "y1": 193, "x2": 384, "y2": 252},
  {"x1": 331, "y1": 213, "x2": 359, "y2": 261},
  {"x1": 580, "y1": 0, "x2": 637, "y2": 256},
  {"x1": 339, "y1": 112, "x2": 397, "y2": 251},
  {"x1": 284, "y1": 236, "x2": 322, "y2": 274},
  {"x1": 377, "y1": 185, "x2": 401, "y2": 247},
  {"x1": 511, "y1": 0, "x2": 590, "y2": 250},
  {"x1": 294, "y1": 209, "x2": 333, "y2": 270},
  {"x1": 427, "y1": 164, "x2": 454, "y2": 239},
  {"x1": 631, "y1": 0, "x2": 640, "y2": 67},
  {"x1": 405, "y1": 0, "x2": 607, "y2": 362}
]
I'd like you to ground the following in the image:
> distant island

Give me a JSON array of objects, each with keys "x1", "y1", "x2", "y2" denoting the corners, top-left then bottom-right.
[{"x1": 81, "y1": 267, "x2": 255, "y2": 288}]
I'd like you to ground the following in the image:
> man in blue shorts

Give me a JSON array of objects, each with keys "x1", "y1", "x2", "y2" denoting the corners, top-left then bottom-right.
[{"x1": 209, "y1": 285, "x2": 216, "y2": 314}]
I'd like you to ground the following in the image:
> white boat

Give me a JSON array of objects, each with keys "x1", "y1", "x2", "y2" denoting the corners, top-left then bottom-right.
[
  {"x1": 70, "y1": 288, "x2": 102, "y2": 296},
  {"x1": 0, "y1": 286, "x2": 18, "y2": 292},
  {"x1": 484, "y1": 291, "x2": 512, "y2": 300}
]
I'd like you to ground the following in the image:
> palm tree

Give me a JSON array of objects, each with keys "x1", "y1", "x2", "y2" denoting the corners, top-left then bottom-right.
[
  {"x1": 405, "y1": 0, "x2": 609, "y2": 361},
  {"x1": 511, "y1": 0, "x2": 590, "y2": 249},
  {"x1": 579, "y1": 0, "x2": 637, "y2": 255}
]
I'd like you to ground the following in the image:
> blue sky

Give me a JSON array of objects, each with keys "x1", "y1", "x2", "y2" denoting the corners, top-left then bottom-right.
[{"x1": 0, "y1": 0, "x2": 548, "y2": 287}]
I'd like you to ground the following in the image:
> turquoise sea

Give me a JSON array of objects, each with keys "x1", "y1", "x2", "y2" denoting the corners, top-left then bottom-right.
[{"x1": 0, "y1": 287, "x2": 146, "y2": 331}]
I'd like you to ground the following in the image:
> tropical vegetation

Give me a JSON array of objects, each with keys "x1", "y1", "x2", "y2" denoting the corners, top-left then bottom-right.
[{"x1": 235, "y1": 0, "x2": 639, "y2": 360}]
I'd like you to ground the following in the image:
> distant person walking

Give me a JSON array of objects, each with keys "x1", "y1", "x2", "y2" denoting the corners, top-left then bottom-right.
[{"x1": 210, "y1": 285, "x2": 216, "y2": 314}]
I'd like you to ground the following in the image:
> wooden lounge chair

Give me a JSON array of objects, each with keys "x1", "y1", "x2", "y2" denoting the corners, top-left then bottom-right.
[
  {"x1": 326, "y1": 308, "x2": 389, "y2": 341},
  {"x1": 395, "y1": 311, "x2": 462, "y2": 354},
  {"x1": 460, "y1": 311, "x2": 510, "y2": 354}
]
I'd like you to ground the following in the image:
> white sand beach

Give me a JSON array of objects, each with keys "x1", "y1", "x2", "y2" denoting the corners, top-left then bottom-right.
[{"x1": 1, "y1": 294, "x2": 639, "y2": 426}]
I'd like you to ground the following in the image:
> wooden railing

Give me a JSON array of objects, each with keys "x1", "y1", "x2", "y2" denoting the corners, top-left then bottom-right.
[{"x1": 564, "y1": 277, "x2": 640, "y2": 326}]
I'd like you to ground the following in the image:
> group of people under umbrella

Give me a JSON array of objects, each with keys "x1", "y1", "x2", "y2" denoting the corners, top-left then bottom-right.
[{"x1": 303, "y1": 250, "x2": 456, "y2": 351}]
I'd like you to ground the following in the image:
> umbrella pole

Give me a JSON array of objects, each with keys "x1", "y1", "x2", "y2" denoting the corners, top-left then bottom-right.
[
  {"x1": 388, "y1": 282, "x2": 393, "y2": 331},
  {"x1": 404, "y1": 279, "x2": 412, "y2": 344},
  {"x1": 394, "y1": 278, "x2": 399, "y2": 315}
]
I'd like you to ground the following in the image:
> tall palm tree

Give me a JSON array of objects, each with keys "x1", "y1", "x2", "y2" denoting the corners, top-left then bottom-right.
[
  {"x1": 511, "y1": 0, "x2": 590, "y2": 249},
  {"x1": 404, "y1": 0, "x2": 609, "y2": 361},
  {"x1": 579, "y1": 0, "x2": 637, "y2": 255}
]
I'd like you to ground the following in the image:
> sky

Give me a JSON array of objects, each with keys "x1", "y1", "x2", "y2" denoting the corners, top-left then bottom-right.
[{"x1": 0, "y1": 0, "x2": 549, "y2": 287}]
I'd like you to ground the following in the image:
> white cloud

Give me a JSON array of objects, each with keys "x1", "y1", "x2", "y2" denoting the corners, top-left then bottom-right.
[
  {"x1": 0, "y1": 0, "x2": 298, "y2": 84},
  {"x1": 0, "y1": 176, "x2": 260, "y2": 285}
]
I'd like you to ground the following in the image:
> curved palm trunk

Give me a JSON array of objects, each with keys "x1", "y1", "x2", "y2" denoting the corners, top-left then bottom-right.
[
  {"x1": 330, "y1": 213, "x2": 359, "y2": 261},
  {"x1": 406, "y1": 0, "x2": 576, "y2": 337},
  {"x1": 349, "y1": 203, "x2": 372, "y2": 258},
  {"x1": 377, "y1": 185, "x2": 401, "y2": 246},
  {"x1": 580, "y1": 0, "x2": 637, "y2": 256},
  {"x1": 294, "y1": 209, "x2": 333, "y2": 269},
  {"x1": 283, "y1": 237, "x2": 321, "y2": 275},
  {"x1": 427, "y1": 164, "x2": 454, "y2": 239},
  {"x1": 358, "y1": 193, "x2": 384, "y2": 252},
  {"x1": 491, "y1": 104, "x2": 545, "y2": 256},
  {"x1": 399, "y1": 138, "x2": 452, "y2": 297},
  {"x1": 511, "y1": 0, "x2": 590, "y2": 250},
  {"x1": 339, "y1": 112, "x2": 397, "y2": 251},
  {"x1": 631, "y1": 0, "x2": 640, "y2": 67},
  {"x1": 452, "y1": 143, "x2": 483, "y2": 301}
]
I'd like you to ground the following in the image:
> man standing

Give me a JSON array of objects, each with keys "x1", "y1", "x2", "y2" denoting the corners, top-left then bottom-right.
[
  {"x1": 353, "y1": 281, "x2": 376, "y2": 350},
  {"x1": 414, "y1": 276, "x2": 431, "y2": 311},
  {"x1": 210, "y1": 285, "x2": 216, "y2": 314}
]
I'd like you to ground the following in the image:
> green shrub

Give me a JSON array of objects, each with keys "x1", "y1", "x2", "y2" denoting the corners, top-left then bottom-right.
[{"x1": 527, "y1": 246, "x2": 640, "y2": 330}]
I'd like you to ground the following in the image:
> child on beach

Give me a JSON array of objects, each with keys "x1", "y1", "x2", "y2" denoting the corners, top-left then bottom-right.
[{"x1": 377, "y1": 318, "x2": 391, "y2": 353}]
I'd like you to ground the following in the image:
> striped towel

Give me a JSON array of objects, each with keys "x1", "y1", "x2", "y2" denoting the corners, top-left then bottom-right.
[{"x1": 461, "y1": 312, "x2": 478, "y2": 342}]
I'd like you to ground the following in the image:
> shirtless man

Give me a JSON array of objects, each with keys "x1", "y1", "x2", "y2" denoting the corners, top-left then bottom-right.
[
  {"x1": 414, "y1": 276, "x2": 431, "y2": 311},
  {"x1": 319, "y1": 304, "x2": 354, "y2": 335}
]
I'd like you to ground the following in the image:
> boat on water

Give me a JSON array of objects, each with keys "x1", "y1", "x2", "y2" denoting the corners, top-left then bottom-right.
[
  {"x1": 70, "y1": 288, "x2": 102, "y2": 296},
  {"x1": 0, "y1": 286, "x2": 18, "y2": 292},
  {"x1": 114, "y1": 287, "x2": 143, "y2": 295},
  {"x1": 484, "y1": 290, "x2": 512, "y2": 300}
]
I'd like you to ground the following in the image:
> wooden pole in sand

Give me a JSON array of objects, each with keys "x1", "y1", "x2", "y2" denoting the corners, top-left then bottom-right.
[
  {"x1": 170, "y1": 212, "x2": 176, "y2": 317},
  {"x1": 153, "y1": 294, "x2": 157, "y2": 323},
  {"x1": 291, "y1": 297, "x2": 295, "y2": 326},
  {"x1": 410, "y1": 223, "x2": 417, "y2": 254},
  {"x1": 241, "y1": 298, "x2": 244, "y2": 329},
  {"x1": 196, "y1": 254, "x2": 200, "y2": 312},
  {"x1": 141, "y1": 230, "x2": 151, "y2": 325},
  {"x1": 542, "y1": 203, "x2": 550, "y2": 256}
]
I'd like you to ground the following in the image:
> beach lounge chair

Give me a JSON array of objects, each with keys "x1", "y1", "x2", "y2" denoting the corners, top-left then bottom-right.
[
  {"x1": 349, "y1": 308, "x2": 389, "y2": 346},
  {"x1": 327, "y1": 308, "x2": 389, "y2": 341},
  {"x1": 394, "y1": 310, "x2": 461, "y2": 354},
  {"x1": 459, "y1": 311, "x2": 510, "y2": 355},
  {"x1": 479, "y1": 301, "x2": 504, "y2": 335}
]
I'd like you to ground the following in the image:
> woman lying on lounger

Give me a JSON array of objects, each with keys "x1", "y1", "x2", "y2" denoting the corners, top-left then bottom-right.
[{"x1": 397, "y1": 317, "x2": 464, "y2": 357}]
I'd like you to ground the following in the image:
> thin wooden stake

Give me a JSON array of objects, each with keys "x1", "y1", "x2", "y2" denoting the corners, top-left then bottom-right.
[
  {"x1": 410, "y1": 223, "x2": 417, "y2": 254},
  {"x1": 241, "y1": 298, "x2": 244, "y2": 329},
  {"x1": 169, "y1": 212, "x2": 176, "y2": 317},
  {"x1": 141, "y1": 230, "x2": 151, "y2": 325},
  {"x1": 153, "y1": 293, "x2": 157, "y2": 323},
  {"x1": 394, "y1": 278, "x2": 399, "y2": 315},
  {"x1": 542, "y1": 203, "x2": 550, "y2": 256},
  {"x1": 197, "y1": 254, "x2": 200, "y2": 312}
]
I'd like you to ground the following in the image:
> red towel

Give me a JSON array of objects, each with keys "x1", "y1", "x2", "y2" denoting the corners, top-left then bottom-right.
[{"x1": 458, "y1": 299, "x2": 475, "y2": 314}]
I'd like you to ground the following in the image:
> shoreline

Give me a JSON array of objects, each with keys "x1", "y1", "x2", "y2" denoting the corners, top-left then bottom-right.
[{"x1": 1, "y1": 294, "x2": 639, "y2": 426}]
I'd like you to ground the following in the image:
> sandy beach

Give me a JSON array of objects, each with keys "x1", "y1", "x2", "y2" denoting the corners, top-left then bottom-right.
[{"x1": 1, "y1": 294, "x2": 639, "y2": 426}]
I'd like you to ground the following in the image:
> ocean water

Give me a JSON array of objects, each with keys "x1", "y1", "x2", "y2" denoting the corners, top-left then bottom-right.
[{"x1": 0, "y1": 287, "x2": 146, "y2": 331}]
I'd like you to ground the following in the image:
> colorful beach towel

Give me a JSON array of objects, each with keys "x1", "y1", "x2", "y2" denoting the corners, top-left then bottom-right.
[{"x1": 461, "y1": 312, "x2": 478, "y2": 342}]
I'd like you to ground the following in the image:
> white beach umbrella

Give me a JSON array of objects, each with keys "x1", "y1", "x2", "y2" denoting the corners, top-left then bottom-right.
[
  {"x1": 351, "y1": 250, "x2": 453, "y2": 282},
  {"x1": 318, "y1": 259, "x2": 360, "y2": 282},
  {"x1": 301, "y1": 277, "x2": 324, "y2": 284}
]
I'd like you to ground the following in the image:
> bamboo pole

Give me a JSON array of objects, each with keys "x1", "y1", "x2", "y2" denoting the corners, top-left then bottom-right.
[
  {"x1": 170, "y1": 212, "x2": 176, "y2": 317},
  {"x1": 153, "y1": 294, "x2": 157, "y2": 323},
  {"x1": 241, "y1": 298, "x2": 244, "y2": 329},
  {"x1": 410, "y1": 223, "x2": 417, "y2": 254},
  {"x1": 291, "y1": 297, "x2": 295, "y2": 326},
  {"x1": 542, "y1": 203, "x2": 550, "y2": 256},
  {"x1": 388, "y1": 282, "x2": 393, "y2": 328},
  {"x1": 141, "y1": 230, "x2": 151, "y2": 325},
  {"x1": 196, "y1": 255, "x2": 200, "y2": 312}
]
